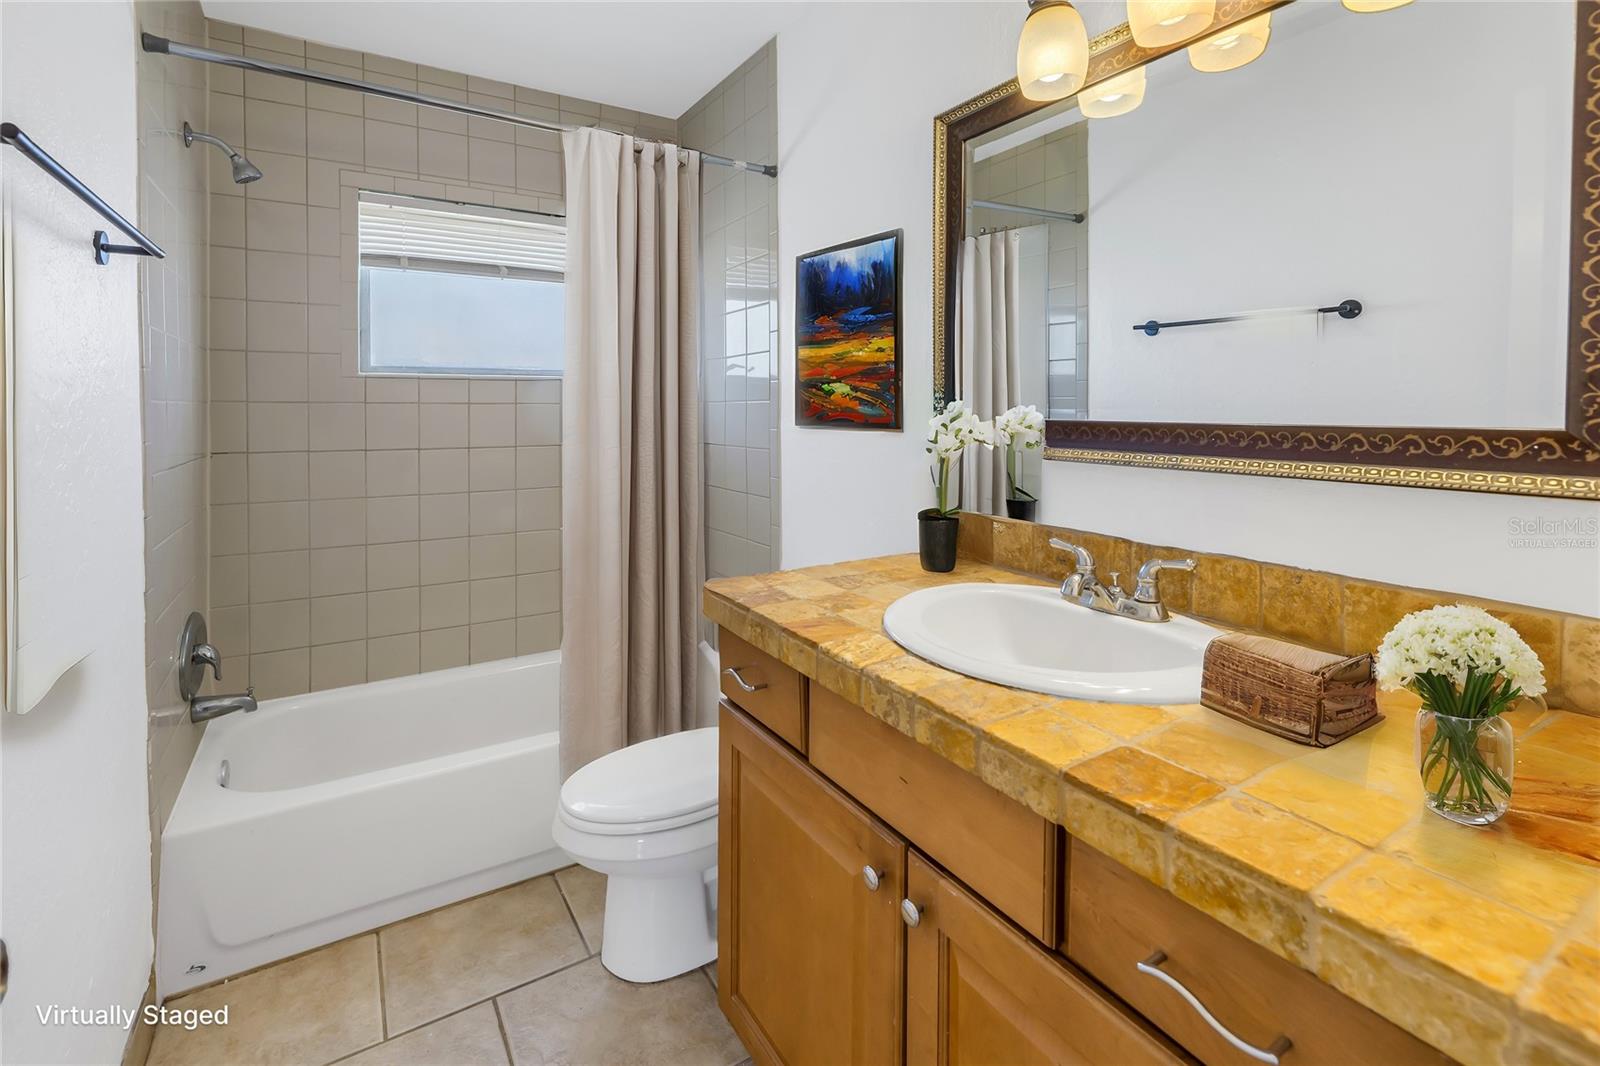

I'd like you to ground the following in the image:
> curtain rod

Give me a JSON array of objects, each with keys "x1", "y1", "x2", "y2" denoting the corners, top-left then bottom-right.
[
  {"x1": 968, "y1": 199, "x2": 1084, "y2": 224},
  {"x1": 141, "y1": 33, "x2": 777, "y2": 178}
]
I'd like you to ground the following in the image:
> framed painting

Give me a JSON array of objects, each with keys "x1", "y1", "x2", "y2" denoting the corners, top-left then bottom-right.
[{"x1": 794, "y1": 229, "x2": 902, "y2": 429}]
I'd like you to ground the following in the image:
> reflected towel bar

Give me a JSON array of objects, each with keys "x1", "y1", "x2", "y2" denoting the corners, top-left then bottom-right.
[
  {"x1": 1, "y1": 122, "x2": 166, "y2": 265},
  {"x1": 1135, "y1": 299, "x2": 1361, "y2": 337}
]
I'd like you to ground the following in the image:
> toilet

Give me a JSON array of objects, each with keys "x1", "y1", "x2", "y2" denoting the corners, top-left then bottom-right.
[{"x1": 550, "y1": 644, "x2": 724, "y2": 983}]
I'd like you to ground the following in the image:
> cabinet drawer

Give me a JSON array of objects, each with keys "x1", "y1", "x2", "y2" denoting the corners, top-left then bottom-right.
[
  {"x1": 907, "y1": 851, "x2": 1184, "y2": 1066},
  {"x1": 719, "y1": 628, "x2": 808, "y2": 753},
  {"x1": 808, "y1": 685, "x2": 1062, "y2": 944},
  {"x1": 1067, "y1": 840, "x2": 1451, "y2": 1066}
]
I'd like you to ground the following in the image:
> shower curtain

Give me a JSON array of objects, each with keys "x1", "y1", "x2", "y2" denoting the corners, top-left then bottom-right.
[
  {"x1": 559, "y1": 127, "x2": 702, "y2": 779},
  {"x1": 958, "y1": 229, "x2": 1022, "y2": 515}
]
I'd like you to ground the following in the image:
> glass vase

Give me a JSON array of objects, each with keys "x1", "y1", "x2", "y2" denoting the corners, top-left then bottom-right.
[{"x1": 1415, "y1": 711, "x2": 1514, "y2": 826}]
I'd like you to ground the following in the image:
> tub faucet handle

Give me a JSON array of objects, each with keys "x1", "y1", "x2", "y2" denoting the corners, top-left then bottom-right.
[{"x1": 191, "y1": 642, "x2": 222, "y2": 681}]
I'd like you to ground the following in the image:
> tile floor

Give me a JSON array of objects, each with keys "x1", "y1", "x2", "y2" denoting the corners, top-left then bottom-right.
[{"x1": 146, "y1": 867, "x2": 748, "y2": 1066}]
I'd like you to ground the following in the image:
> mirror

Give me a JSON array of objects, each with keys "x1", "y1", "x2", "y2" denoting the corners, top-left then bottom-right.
[{"x1": 937, "y1": 0, "x2": 1599, "y2": 505}]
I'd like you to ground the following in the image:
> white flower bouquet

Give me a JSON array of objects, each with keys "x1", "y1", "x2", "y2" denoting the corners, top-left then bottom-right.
[
  {"x1": 924, "y1": 399, "x2": 994, "y2": 517},
  {"x1": 1376, "y1": 604, "x2": 1545, "y2": 824},
  {"x1": 994, "y1": 404, "x2": 1045, "y2": 502}
]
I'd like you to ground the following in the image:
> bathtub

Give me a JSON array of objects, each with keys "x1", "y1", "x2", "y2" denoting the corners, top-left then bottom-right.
[{"x1": 156, "y1": 653, "x2": 566, "y2": 998}]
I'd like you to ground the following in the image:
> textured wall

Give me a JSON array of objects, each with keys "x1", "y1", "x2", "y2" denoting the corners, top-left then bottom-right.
[{"x1": 203, "y1": 19, "x2": 677, "y2": 697}]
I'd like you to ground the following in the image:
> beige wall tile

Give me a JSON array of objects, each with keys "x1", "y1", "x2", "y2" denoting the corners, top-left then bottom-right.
[
  {"x1": 310, "y1": 498, "x2": 366, "y2": 548},
  {"x1": 419, "y1": 404, "x2": 469, "y2": 448},
  {"x1": 517, "y1": 530, "x2": 560, "y2": 574},
  {"x1": 469, "y1": 404, "x2": 515, "y2": 447},
  {"x1": 251, "y1": 598, "x2": 310, "y2": 652},
  {"x1": 247, "y1": 451, "x2": 308, "y2": 501},
  {"x1": 517, "y1": 613, "x2": 561, "y2": 654},
  {"x1": 420, "y1": 538, "x2": 470, "y2": 585},
  {"x1": 310, "y1": 402, "x2": 366, "y2": 451},
  {"x1": 310, "y1": 451, "x2": 366, "y2": 498},
  {"x1": 249, "y1": 501, "x2": 309, "y2": 552},
  {"x1": 469, "y1": 534, "x2": 516, "y2": 580},
  {"x1": 420, "y1": 493, "x2": 469, "y2": 540},
  {"x1": 517, "y1": 488, "x2": 560, "y2": 531},
  {"x1": 421, "y1": 582, "x2": 470, "y2": 630},
  {"x1": 470, "y1": 619, "x2": 516, "y2": 663},
  {"x1": 311, "y1": 546, "x2": 367, "y2": 596},
  {"x1": 367, "y1": 450, "x2": 420, "y2": 496},
  {"x1": 517, "y1": 572, "x2": 560, "y2": 616},
  {"x1": 368, "y1": 633, "x2": 420, "y2": 681},
  {"x1": 312, "y1": 592, "x2": 368, "y2": 644},
  {"x1": 468, "y1": 448, "x2": 515, "y2": 491},
  {"x1": 367, "y1": 495, "x2": 420, "y2": 543},
  {"x1": 367, "y1": 404, "x2": 420, "y2": 450},
  {"x1": 420, "y1": 626, "x2": 471, "y2": 672},
  {"x1": 310, "y1": 640, "x2": 367, "y2": 690},
  {"x1": 250, "y1": 550, "x2": 310, "y2": 603},
  {"x1": 246, "y1": 351, "x2": 309, "y2": 402},
  {"x1": 515, "y1": 403, "x2": 560, "y2": 446},
  {"x1": 470, "y1": 577, "x2": 517, "y2": 624},
  {"x1": 368, "y1": 587, "x2": 421, "y2": 637},
  {"x1": 419, "y1": 449, "x2": 468, "y2": 493},
  {"x1": 469, "y1": 490, "x2": 516, "y2": 535},
  {"x1": 247, "y1": 401, "x2": 308, "y2": 451},
  {"x1": 368, "y1": 541, "x2": 419, "y2": 590}
]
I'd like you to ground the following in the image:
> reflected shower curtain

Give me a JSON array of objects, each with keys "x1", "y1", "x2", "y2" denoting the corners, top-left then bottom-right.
[
  {"x1": 958, "y1": 230, "x2": 1022, "y2": 515},
  {"x1": 559, "y1": 127, "x2": 702, "y2": 778}
]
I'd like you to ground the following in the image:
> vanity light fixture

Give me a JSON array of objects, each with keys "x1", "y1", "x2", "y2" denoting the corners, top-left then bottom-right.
[
  {"x1": 1127, "y1": 0, "x2": 1216, "y2": 48},
  {"x1": 1342, "y1": 0, "x2": 1412, "y2": 11},
  {"x1": 1017, "y1": 0, "x2": 1090, "y2": 101},
  {"x1": 1188, "y1": 11, "x2": 1272, "y2": 73},
  {"x1": 1077, "y1": 66, "x2": 1146, "y2": 118}
]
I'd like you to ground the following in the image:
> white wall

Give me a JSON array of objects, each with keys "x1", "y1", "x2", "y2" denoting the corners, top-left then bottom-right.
[
  {"x1": 775, "y1": 2, "x2": 1600, "y2": 618},
  {"x1": 0, "y1": 3, "x2": 156, "y2": 1063},
  {"x1": 777, "y1": 3, "x2": 1016, "y2": 567}
]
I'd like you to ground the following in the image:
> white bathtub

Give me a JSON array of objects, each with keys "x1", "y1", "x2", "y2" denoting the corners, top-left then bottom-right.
[{"x1": 156, "y1": 653, "x2": 566, "y2": 998}]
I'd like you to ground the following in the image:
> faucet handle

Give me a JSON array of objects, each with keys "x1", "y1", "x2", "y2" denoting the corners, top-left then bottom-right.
[
  {"x1": 1047, "y1": 538, "x2": 1095, "y2": 574},
  {"x1": 1134, "y1": 558, "x2": 1196, "y2": 603},
  {"x1": 190, "y1": 642, "x2": 222, "y2": 681}
]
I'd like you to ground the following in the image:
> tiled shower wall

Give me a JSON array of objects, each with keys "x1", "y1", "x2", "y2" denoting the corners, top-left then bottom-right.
[
  {"x1": 679, "y1": 42, "x2": 780, "y2": 597},
  {"x1": 203, "y1": 20, "x2": 677, "y2": 697},
  {"x1": 137, "y1": 0, "x2": 210, "y2": 842}
]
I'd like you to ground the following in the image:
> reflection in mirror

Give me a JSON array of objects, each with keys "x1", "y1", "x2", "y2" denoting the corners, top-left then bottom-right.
[
  {"x1": 953, "y1": 0, "x2": 1576, "y2": 509},
  {"x1": 960, "y1": 100, "x2": 1089, "y2": 514}
]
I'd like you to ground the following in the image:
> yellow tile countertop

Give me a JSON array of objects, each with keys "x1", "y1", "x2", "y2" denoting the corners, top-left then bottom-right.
[{"x1": 703, "y1": 555, "x2": 1600, "y2": 1066}]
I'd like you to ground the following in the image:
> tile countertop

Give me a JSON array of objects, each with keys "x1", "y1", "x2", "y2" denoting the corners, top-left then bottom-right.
[{"x1": 703, "y1": 555, "x2": 1600, "y2": 1066}]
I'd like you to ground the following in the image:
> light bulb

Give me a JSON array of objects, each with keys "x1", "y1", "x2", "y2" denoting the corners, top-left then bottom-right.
[
  {"x1": 1017, "y1": 1, "x2": 1090, "y2": 101},
  {"x1": 1078, "y1": 66, "x2": 1147, "y2": 118},
  {"x1": 1188, "y1": 11, "x2": 1270, "y2": 72},
  {"x1": 1127, "y1": 0, "x2": 1216, "y2": 48}
]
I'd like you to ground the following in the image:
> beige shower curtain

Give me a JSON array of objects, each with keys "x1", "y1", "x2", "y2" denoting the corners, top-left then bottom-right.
[
  {"x1": 959, "y1": 230, "x2": 1022, "y2": 514},
  {"x1": 559, "y1": 127, "x2": 702, "y2": 778}
]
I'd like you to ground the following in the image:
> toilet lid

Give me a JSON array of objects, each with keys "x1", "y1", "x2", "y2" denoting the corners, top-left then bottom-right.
[{"x1": 559, "y1": 727, "x2": 718, "y2": 827}]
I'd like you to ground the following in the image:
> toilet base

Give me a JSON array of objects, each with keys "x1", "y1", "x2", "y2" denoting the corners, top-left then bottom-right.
[{"x1": 598, "y1": 868, "x2": 717, "y2": 983}]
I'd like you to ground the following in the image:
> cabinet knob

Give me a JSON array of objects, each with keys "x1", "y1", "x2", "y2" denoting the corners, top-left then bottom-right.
[
  {"x1": 900, "y1": 899, "x2": 922, "y2": 928},
  {"x1": 862, "y1": 866, "x2": 882, "y2": 892}
]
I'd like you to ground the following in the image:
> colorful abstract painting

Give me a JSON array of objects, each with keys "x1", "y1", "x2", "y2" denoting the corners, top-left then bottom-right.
[{"x1": 795, "y1": 230, "x2": 901, "y2": 429}]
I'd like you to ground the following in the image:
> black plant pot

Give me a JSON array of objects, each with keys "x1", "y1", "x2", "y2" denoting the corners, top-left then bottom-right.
[
  {"x1": 1005, "y1": 497, "x2": 1038, "y2": 522},
  {"x1": 918, "y1": 508, "x2": 959, "y2": 573}
]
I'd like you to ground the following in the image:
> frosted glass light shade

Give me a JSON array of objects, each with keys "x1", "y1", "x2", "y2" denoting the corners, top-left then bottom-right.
[
  {"x1": 1342, "y1": 0, "x2": 1412, "y2": 10},
  {"x1": 1078, "y1": 67, "x2": 1146, "y2": 118},
  {"x1": 1188, "y1": 11, "x2": 1271, "y2": 72},
  {"x1": 1017, "y1": 1, "x2": 1090, "y2": 101},
  {"x1": 1127, "y1": 0, "x2": 1216, "y2": 48}
]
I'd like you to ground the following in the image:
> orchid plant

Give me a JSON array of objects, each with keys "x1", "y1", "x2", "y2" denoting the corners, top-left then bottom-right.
[
  {"x1": 925, "y1": 400, "x2": 994, "y2": 517},
  {"x1": 994, "y1": 404, "x2": 1045, "y2": 502}
]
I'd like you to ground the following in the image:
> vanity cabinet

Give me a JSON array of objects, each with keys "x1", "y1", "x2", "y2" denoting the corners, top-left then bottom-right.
[
  {"x1": 715, "y1": 626, "x2": 1452, "y2": 1066},
  {"x1": 718, "y1": 702, "x2": 905, "y2": 1065}
]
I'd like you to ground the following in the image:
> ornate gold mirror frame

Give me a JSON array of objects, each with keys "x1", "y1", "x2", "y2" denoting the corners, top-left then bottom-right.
[{"x1": 933, "y1": 0, "x2": 1600, "y2": 500}]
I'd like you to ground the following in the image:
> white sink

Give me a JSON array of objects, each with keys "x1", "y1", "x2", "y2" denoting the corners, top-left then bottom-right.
[{"x1": 882, "y1": 583, "x2": 1222, "y2": 704}]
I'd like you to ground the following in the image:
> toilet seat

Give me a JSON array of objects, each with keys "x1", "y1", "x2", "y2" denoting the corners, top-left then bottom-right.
[{"x1": 559, "y1": 727, "x2": 717, "y2": 835}]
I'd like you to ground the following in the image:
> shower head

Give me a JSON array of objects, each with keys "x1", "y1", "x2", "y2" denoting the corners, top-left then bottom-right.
[{"x1": 182, "y1": 121, "x2": 262, "y2": 184}]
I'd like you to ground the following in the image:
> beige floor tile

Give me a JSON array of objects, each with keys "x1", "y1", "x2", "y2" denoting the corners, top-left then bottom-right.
[
  {"x1": 380, "y1": 876, "x2": 587, "y2": 1034},
  {"x1": 554, "y1": 865, "x2": 605, "y2": 954},
  {"x1": 497, "y1": 957, "x2": 746, "y2": 1066},
  {"x1": 147, "y1": 935, "x2": 382, "y2": 1066},
  {"x1": 341, "y1": 1002, "x2": 508, "y2": 1066}
]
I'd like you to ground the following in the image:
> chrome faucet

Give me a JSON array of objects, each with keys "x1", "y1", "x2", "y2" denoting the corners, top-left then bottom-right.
[
  {"x1": 1047, "y1": 539, "x2": 1195, "y2": 623},
  {"x1": 178, "y1": 611, "x2": 258, "y2": 723}
]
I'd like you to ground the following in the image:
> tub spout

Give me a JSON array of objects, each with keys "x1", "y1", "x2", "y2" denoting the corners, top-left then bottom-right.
[{"x1": 191, "y1": 688, "x2": 257, "y2": 723}]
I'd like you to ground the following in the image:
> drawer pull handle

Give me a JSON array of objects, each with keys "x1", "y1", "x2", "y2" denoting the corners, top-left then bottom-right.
[
  {"x1": 862, "y1": 866, "x2": 882, "y2": 892},
  {"x1": 1136, "y1": 951, "x2": 1292, "y2": 1065},
  {"x1": 722, "y1": 667, "x2": 768, "y2": 693},
  {"x1": 900, "y1": 899, "x2": 922, "y2": 928}
]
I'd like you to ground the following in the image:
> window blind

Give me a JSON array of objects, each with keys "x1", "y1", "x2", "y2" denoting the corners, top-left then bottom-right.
[{"x1": 358, "y1": 191, "x2": 565, "y2": 281}]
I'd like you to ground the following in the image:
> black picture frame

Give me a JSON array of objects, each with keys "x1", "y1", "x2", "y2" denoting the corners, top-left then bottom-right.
[{"x1": 794, "y1": 228, "x2": 904, "y2": 431}]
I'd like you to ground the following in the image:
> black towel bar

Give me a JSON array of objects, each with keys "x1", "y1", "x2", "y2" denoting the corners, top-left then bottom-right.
[
  {"x1": 1135, "y1": 299, "x2": 1361, "y2": 337},
  {"x1": 1, "y1": 122, "x2": 165, "y2": 265}
]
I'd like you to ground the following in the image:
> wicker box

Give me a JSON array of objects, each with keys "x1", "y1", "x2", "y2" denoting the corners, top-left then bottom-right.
[{"x1": 1200, "y1": 633, "x2": 1380, "y2": 747}]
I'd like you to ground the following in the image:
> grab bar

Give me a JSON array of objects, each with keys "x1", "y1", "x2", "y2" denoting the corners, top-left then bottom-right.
[{"x1": 1, "y1": 122, "x2": 166, "y2": 265}]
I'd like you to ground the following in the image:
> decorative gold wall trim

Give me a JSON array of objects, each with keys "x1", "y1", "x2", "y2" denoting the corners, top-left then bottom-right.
[
  {"x1": 1040, "y1": 447, "x2": 1600, "y2": 501},
  {"x1": 933, "y1": 0, "x2": 1600, "y2": 499}
]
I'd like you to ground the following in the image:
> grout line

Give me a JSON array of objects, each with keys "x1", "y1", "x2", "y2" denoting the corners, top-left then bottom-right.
[
  {"x1": 492, "y1": 998, "x2": 515, "y2": 1066},
  {"x1": 551, "y1": 868, "x2": 594, "y2": 955},
  {"x1": 383, "y1": 952, "x2": 595, "y2": 1042},
  {"x1": 375, "y1": 930, "x2": 389, "y2": 1040}
]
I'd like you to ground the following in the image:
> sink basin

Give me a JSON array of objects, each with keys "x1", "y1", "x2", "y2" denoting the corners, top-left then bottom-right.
[{"x1": 882, "y1": 583, "x2": 1222, "y2": 704}]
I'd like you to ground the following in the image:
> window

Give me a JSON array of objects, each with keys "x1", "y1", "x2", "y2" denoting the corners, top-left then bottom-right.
[{"x1": 358, "y1": 191, "x2": 565, "y2": 377}]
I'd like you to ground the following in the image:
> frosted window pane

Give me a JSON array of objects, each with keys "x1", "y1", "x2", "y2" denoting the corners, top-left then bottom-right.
[{"x1": 362, "y1": 266, "x2": 563, "y2": 376}]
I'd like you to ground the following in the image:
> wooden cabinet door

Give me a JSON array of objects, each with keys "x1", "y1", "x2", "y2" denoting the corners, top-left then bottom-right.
[
  {"x1": 718, "y1": 703, "x2": 906, "y2": 1066},
  {"x1": 905, "y1": 852, "x2": 1186, "y2": 1066}
]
